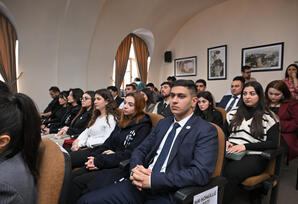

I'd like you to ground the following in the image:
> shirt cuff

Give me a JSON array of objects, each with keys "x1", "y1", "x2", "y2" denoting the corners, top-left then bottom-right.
[{"x1": 149, "y1": 174, "x2": 151, "y2": 188}]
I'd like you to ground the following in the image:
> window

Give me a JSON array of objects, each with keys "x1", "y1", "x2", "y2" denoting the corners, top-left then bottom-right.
[
  {"x1": 113, "y1": 38, "x2": 140, "y2": 89},
  {"x1": 0, "y1": 73, "x2": 4, "y2": 82}
]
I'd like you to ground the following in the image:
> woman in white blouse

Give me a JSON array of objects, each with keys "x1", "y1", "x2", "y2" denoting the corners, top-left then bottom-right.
[{"x1": 70, "y1": 89, "x2": 120, "y2": 167}]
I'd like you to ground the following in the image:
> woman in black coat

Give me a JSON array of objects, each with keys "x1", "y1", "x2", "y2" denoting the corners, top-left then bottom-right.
[
  {"x1": 68, "y1": 93, "x2": 152, "y2": 204},
  {"x1": 194, "y1": 91, "x2": 223, "y2": 128}
]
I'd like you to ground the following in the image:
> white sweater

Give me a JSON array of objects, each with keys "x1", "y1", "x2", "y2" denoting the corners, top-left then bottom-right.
[{"x1": 77, "y1": 114, "x2": 116, "y2": 148}]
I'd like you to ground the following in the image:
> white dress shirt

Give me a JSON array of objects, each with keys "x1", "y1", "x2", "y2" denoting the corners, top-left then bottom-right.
[
  {"x1": 224, "y1": 95, "x2": 240, "y2": 111},
  {"x1": 148, "y1": 113, "x2": 193, "y2": 172}
]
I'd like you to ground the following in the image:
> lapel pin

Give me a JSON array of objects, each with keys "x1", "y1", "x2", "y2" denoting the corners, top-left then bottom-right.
[{"x1": 186, "y1": 126, "x2": 191, "y2": 129}]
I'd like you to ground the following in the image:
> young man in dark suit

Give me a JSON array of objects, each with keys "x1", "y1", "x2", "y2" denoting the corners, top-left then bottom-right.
[
  {"x1": 77, "y1": 80, "x2": 218, "y2": 204},
  {"x1": 218, "y1": 76, "x2": 245, "y2": 112},
  {"x1": 152, "y1": 81, "x2": 173, "y2": 117},
  {"x1": 107, "y1": 86, "x2": 123, "y2": 107}
]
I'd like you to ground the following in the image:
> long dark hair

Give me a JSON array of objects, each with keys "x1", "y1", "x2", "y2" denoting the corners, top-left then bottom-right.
[
  {"x1": 285, "y1": 64, "x2": 298, "y2": 78},
  {"x1": 118, "y1": 93, "x2": 145, "y2": 128},
  {"x1": 265, "y1": 80, "x2": 293, "y2": 106},
  {"x1": 69, "y1": 88, "x2": 84, "y2": 106},
  {"x1": 70, "y1": 91, "x2": 95, "y2": 126},
  {"x1": 88, "y1": 89, "x2": 120, "y2": 128},
  {"x1": 229, "y1": 81, "x2": 273, "y2": 140},
  {"x1": 0, "y1": 93, "x2": 41, "y2": 182},
  {"x1": 140, "y1": 88, "x2": 155, "y2": 107},
  {"x1": 194, "y1": 91, "x2": 215, "y2": 121}
]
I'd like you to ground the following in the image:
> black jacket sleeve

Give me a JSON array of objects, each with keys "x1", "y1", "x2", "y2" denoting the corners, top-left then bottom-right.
[
  {"x1": 93, "y1": 121, "x2": 152, "y2": 169},
  {"x1": 66, "y1": 110, "x2": 92, "y2": 136}
]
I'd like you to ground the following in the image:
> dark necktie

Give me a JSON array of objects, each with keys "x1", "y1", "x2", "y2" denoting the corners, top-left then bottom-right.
[
  {"x1": 152, "y1": 122, "x2": 180, "y2": 172},
  {"x1": 226, "y1": 95, "x2": 238, "y2": 112}
]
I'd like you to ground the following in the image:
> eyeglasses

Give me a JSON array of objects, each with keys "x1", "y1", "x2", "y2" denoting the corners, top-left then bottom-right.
[{"x1": 81, "y1": 97, "x2": 91, "y2": 101}]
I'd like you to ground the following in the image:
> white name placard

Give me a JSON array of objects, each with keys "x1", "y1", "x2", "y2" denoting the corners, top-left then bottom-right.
[{"x1": 193, "y1": 186, "x2": 218, "y2": 204}]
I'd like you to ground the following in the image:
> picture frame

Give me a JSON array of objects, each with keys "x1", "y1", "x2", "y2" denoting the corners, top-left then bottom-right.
[
  {"x1": 174, "y1": 56, "x2": 197, "y2": 77},
  {"x1": 207, "y1": 45, "x2": 227, "y2": 80},
  {"x1": 241, "y1": 42, "x2": 284, "y2": 72}
]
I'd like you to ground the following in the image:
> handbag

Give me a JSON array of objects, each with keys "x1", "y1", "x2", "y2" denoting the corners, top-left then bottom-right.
[{"x1": 225, "y1": 150, "x2": 246, "y2": 160}]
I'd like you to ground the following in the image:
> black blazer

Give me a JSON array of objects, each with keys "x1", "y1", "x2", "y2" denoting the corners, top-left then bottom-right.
[
  {"x1": 67, "y1": 109, "x2": 93, "y2": 136},
  {"x1": 115, "y1": 96, "x2": 124, "y2": 107},
  {"x1": 218, "y1": 95, "x2": 240, "y2": 110}
]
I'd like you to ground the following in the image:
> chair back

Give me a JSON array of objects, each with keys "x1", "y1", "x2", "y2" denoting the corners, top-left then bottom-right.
[
  {"x1": 209, "y1": 122, "x2": 225, "y2": 178},
  {"x1": 146, "y1": 112, "x2": 164, "y2": 129},
  {"x1": 215, "y1": 107, "x2": 227, "y2": 123},
  {"x1": 37, "y1": 138, "x2": 71, "y2": 204}
]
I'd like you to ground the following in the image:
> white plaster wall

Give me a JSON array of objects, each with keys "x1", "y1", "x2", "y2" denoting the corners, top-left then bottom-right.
[
  {"x1": 162, "y1": 0, "x2": 298, "y2": 102},
  {"x1": 1, "y1": 0, "x2": 104, "y2": 110}
]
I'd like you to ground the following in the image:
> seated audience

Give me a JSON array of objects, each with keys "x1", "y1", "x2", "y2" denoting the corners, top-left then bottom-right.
[
  {"x1": 241, "y1": 65, "x2": 256, "y2": 83},
  {"x1": 41, "y1": 86, "x2": 60, "y2": 118},
  {"x1": 69, "y1": 89, "x2": 120, "y2": 167},
  {"x1": 140, "y1": 88, "x2": 156, "y2": 113},
  {"x1": 77, "y1": 80, "x2": 218, "y2": 204},
  {"x1": 68, "y1": 93, "x2": 152, "y2": 203},
  {"x1": 119, "y1": 83, "x2": 137, "y2": 109},
  {"x1": 43, "y1": 88, "x2": 83, "y2": 134},
  {"x1": 167, "y1": 75, "x2": 176, "y2": 83},
  {"x1": 265, "y1": 80, "x2": 298, "y2": 160},
  {"x1": 146, "y1": 82, "x2": 162, "y2": 102},
  {"x1": 107, "y1": 86, "x2": 123, "y2": 107},
  {"x1": 223, "y1": 81, "x2": 279, "y2": 204},
  {"x1": 41, "y1": 91, "x2": 69, "y2": 127},
  {"x1": 195, "y1": 79, "x2": 207, "y2": 93},
  {"x1": 57, "y1": 91, "x2": 94, "y2": 138},
  {"x1": 0, "y1": 93, "x2": 41, "y2": 203},
  {"x1": 152, "y1": 81, "x2": 173, "y2": 117},
  {"x1": 194, "y1": 91, "x2": 223, "y2": 128},
  {"x1": 218, "y1": 76, "x2": 245, "y2": 112},
  {"x1": 283, "y1": 64, "x2": 298, "y2": 100},
  {"x1": 134, "y1": 77, "x2": 146, "y2": 92}
]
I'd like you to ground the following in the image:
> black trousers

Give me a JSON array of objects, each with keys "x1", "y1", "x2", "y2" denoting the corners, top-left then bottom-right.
[
  {"x1": 68, "y1": 167, "x2": 129, "y2": 204},
  {"x1": 69, "y1": 148, "x2": 94, "y2": 168},
  {"x1": 77, "y1": 180, "x2": 173, "y2": 204},
  {"x1": 222, "y1": 155, "x2": 268, "y2": 204}
]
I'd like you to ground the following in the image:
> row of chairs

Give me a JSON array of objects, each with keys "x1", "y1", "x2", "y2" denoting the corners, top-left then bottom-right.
[{"x1": 36, "y1": 112, "x2": 283, "y2": 204}]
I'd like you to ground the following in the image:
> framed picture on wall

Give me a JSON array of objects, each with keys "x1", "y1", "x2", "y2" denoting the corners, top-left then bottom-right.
[
  {"x1": 174, "y1": 56, "x2": 197, "y2": 77},
  {"x1": 241, "y1": 42, "x2": 284, "y2": 72},
  {"x1": 207, "y1": 45, "x2": 227, "y2": 80}
]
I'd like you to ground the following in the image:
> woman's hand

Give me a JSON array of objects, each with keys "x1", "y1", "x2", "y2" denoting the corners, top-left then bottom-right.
[
  {"x1": 227, "y1": 144, "x2": 246, "y2": 153},
  {"x1": 57, "y1": 126, "x2": 69, "y2": 136},
  {"x1": 71, "y1": 139, "x2": 80, "y2": 151},
  {"x1": 43, "y1": 128, "x2": 50, "y2": 135},
  {"x1": 226, "y1": 141, "x2": 233, "y2": 150},
  {"x1": 85, "y1": 156, "x2": 98, "y2": 171},
  {"x1": 102, "y1": 150, "x2": 115, "y2": 155}
]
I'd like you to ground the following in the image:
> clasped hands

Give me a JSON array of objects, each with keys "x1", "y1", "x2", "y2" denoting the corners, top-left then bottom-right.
[
  {"x1": 84, "y1": 150, "x2": 116, "y2": 170},
  {"x1": 130, "y1": 165, "x2": 152, "y2": 191},
  {"x1": 226, "y1": 141, "x2": 246, "y2": 153}
]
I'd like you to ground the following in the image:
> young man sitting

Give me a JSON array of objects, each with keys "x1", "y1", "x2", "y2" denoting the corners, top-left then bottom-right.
[{"x1": 77, "y1": 79, "x2": 218, "y2": 204}]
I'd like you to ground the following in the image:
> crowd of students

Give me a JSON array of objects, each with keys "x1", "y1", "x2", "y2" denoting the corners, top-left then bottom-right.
[{"x1": 0, "y1": 63, "x2": 297, "y2": 204}]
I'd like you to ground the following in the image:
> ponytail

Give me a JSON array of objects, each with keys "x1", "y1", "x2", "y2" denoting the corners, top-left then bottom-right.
[{"x1": 0, "y1": 93, "x2": 41, "y2": 182}]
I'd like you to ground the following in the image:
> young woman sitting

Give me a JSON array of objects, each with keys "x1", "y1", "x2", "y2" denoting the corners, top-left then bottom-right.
[
  {"x1": 58, "y1": 91, "x2": 95, "y2": 138},
  {"x1": 223, "y1": 81, "x2": 279, "y2": 204},
  {"x1": 194, "y1": 91, "x2": 223, "y2": 128},
  {"x1": 69, "y1": 89, "x2": 120, "y2": 167},
  {"x1": 283, "y1": 64, "x2": 298, "y2": 100},
  {"x1": 265, "y1": 80, "x2": 298, "y2": 160},
  {"x1": 0, "y1": 93, "x2": 41, "y2": 203},
  {"x1": 43, "y1": 88, "x2": 83, "y2": 134},
  {"x1": 41, "y1": 91, "x2": 69, "y2": 128},
  {"x1": 68, "y1": 93, "x2": 152, "y2": 204},
  {"x1": 140, "y1": 88, "x2": 156, "y2": 113}
]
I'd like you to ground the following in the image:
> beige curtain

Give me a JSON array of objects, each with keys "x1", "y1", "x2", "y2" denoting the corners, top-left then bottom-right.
[
  {"x1": 115, "y1": 34, "x2": 132, "y2": 90},
  {"x1": 132, "y1": 34, "x2": 149, "y2": 83},
  {"x1": 0, "y1": 15, "x2": 17, "y2": 93}
]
